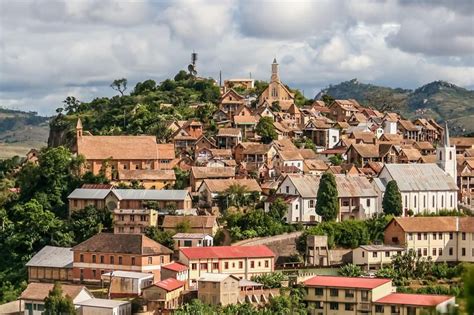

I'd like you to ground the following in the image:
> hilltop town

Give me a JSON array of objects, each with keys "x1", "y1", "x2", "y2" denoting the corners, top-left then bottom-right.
[{"x1": 0, "y1": 59, "x2": 473, "y2": 315}]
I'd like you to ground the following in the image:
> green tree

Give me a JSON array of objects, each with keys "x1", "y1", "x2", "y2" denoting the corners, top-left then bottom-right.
[
  {"x1": 251, "y1": 272, "x2": 285, "y2": 288},
  {"x1": 383, "y1": 180, "x2": 403, "y2": 216},
  {"x1": 269, "y1": 197, "x2": 288, "y2": 220},
  {"x1": 464, "y1": 264, "x2": 474, "y2": 314},
  {"x1": 315, "y1": 172, "x2": 339, "y2": 221},
  {"x1": 322, "y1": 94, "x2": 335, "y2": 106},
  {"x1": 271, "y1": 101, "x2": 281, "y2": 112},
  {"x1": 144, "y1": 227, "x2": 174, "y2": 249},
  {"x1": 69, "y1": 206, "x2": 113, "y2": 243},
  {"x1": 339, "y1": 264, "x2": 362, "y2": 277},
  {"x1": 256, "y1": 117, "x2": 277, "y2": 144},
  {"x1": 153, "y1": 120, "x2": 173, "y2": 144},
  {"x1": 173, "y1": 168, "x2": 190, "y2": 189},
  {"x1": 328, "y1": 154, "x2": 343, "y2": 166},
  {"x1": 223, "y1": 183, "x2": 249, "y2": 208},
  {"x1": 175, "y1": 219, "x2": 191, "y2": 233},
  {"x1": 44, "y1": 282, "x2": 76, "y2": 315},
  {"x1": 110, "y1": 78, "x2": 127, "y2": 96}
]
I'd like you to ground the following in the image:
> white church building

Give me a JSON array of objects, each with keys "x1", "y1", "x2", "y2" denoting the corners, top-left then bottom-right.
[{"x1": 376, "y1": 123, "x2": 458, "y2": 215}]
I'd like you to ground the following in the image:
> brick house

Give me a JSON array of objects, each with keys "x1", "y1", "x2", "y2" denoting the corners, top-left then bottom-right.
[{"x1": 72, "y1": 233, "x2": 173, "y2": 283}]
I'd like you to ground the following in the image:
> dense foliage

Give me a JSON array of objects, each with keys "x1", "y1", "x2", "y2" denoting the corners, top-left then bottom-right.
[
  {"x1": 44, "y1": 282, "x2": 76, "y2": 315},
  {"x1": 256, "y1": 117, "x2": 278, "y2": 144},
  {"x1": 144, "y1": 227, "x2": 175, "y2": 249},
  {"x1": 315, "y1": 172, "x2": 339, "y2": 221},
  {"x1": 299, "y1": 215, "x2": 392, "y2": 250},
  {"x1": 382, "y1": 180, "x2": 402, "y2": 216},
  {"x1": 339, "y1": 264, "x2": 363, "y2": 277},
  {"x1": 251, "y1": 272, "x2": 286, "y2": 289}
]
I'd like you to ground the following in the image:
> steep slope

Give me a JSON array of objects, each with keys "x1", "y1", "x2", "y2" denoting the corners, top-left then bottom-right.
[{"x1": 0, "y1": 108, "x2": 49, "y2": 159}]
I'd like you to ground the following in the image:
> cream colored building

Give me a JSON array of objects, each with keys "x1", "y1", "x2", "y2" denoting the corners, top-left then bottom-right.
[
  {"x1": 178, "y1": 245, "x2": 275, "y2": 288},
  {"x1": 142, "y1": 278, "x2": 185, "y2": 310},
  {"x1": 303, "y1": 276, "x2": 455, "y2": 315},
  {"x1": 384, "y1": 217, "x2": 474, "y2": 263},
  {"x1": 113, "y1": 208, "x2": 158, "y2": 234},
  {"x1": 197, "y1": 273, "x2": 240, "y2": 306},
  {"x1": 258, "y1": 59, "x2": 295, "y2": 111},
  {"x1": 352, "y1": 245, "x2": 405, "y2": 271}
]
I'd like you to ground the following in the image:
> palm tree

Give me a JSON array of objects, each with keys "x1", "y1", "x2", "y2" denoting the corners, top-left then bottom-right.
[{"x1": 224, "y1": 184, "x2": 249, "y2": 208}]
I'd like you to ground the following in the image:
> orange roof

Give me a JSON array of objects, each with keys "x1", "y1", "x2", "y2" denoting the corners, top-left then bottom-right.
[
  {"x1": 304, "y1": 276, "x2": 391, "y2": 289},
  {"x1": 20, "y1": 283, "x2": 88, "y2": 301},
  {"x1": 77, "y1": 135, "x2": 160, "y2": 160},
  {"x1": 153, "y1": 278, "x2": 185, "y2": 292},
  {"x1": 162, "y1": 262, "x2": 188, "y2": 272},
  {"x1": 233, "y1": 115, "x2": 257, "y2": 125},
  {"x1": 374, "y1": 293, "x2": 453, "y2": 306},
  {"x1": 180, "y1": 245, "x2": 275, "y2": 260}
]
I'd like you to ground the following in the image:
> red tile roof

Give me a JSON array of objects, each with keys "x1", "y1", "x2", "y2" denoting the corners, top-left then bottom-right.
[
  {"x1": 161, "y1": 262, "x2": 188, "y2": 272},
  {"x1": 154, "y1": 278, "x2": 185, "y2": 292},
  {"x1": 374, "y1": 293, "x2": 453, "y2": 306},
  {"x1": 304, "y1": 276, "x2": 391, "y2": 289},
  {"x1": 180, "y1": 245, "x2": 275, "y2": 260}
]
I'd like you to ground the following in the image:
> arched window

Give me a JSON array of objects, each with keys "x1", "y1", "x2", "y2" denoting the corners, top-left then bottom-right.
[
  {"x1": 414, "y1": 196, "x2": 417, "y2": 208},
  {"x1": 449, "y1": 151, "x2": 453, "y2": 160},
  {"x1": 432, "y1": 195, "x2": 435, "y2": 208},
  {"x1": 441, "y1": 195, "x2": 444, "y2": 208}
]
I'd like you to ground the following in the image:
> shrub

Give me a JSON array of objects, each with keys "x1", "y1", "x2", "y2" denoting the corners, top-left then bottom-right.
[{"x1": 339, "y1": 264, "x2": 362, "y2": 277}]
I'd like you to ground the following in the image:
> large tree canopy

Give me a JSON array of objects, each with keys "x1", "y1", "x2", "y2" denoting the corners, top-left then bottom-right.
[
  {"x1": 383, "y1": 180, "x2": 403, "y2": 216},
  {"x1": 256, "y1": 117, "x2": 277, "y2": 144}
]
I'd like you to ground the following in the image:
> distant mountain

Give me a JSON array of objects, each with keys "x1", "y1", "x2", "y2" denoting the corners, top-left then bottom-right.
[
  {"x1": 316, "y1": 79, "x2": 474, "y2": 135},
  {"x1": 0, "y1": 107, "x2": 49, "y2": 159}
]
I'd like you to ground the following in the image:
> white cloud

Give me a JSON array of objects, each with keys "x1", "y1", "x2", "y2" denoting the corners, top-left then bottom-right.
[{"x1": 0, "y1": 0, "x2": 472, "y2": 115}]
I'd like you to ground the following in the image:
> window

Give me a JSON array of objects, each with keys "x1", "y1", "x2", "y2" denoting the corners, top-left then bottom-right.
[
  {"x1": 405, "y1": 196, "x2": 408, "y2": 207},
  {"x1": 423, "y1": 196, "x2": 426, "y2": 208},
  {"x1": 92, "y1": 269, "x2": 96, "y2": 278},
  {"x1": 408, "y1": 233, "x2": 413, "y2": 240},
  {"x1": 345, "y1": 303, "x2": 354, "y2": 311},
  {"x1": 191, "y1": 263, "x2": 197, "y2": 270},
  {"x1": 462, "y1": 248, "x2": 466, "y2": 256},
  {"x1": 375, "y1": 305, "x2": 384, "y2": 313},
  {"x1": 118, "y1": 256, "x2": 123, "y2": 265},
  {"x1": 423, "y1": 233, "x2": 427, "y2": 240},
  {"x1": 130, "y1": 226, "x2": 135, "y2": 233},
  {"x1": 184, "y1": 240, "x2": 192, "y2": 247},
  {"x1": 148, "y1": 257, "x2": 153, "y2": 264},
  {"x1": 362, "y1": 251, "x2": 365, "y2": 258},
  {"x1": 92, "y1": 255, "x2": 96, "y2": 263},
  {"x1": 450, "y1": 195, "x2": 453, "y2": 208},
  {"x1": 295, "y1": 204, "x2": 298, "y2": 210},
  {"x1": 250, "y1": 261, "x2": 255, "y2": 268},
  {"x1": 439, "y1": 248, "x2": 443, "y2": 256},
  {"x1": 449, "y1": 247, "x2": 454, "y2": 256},
  {"x1": 366, "y1": 199, "x2": 371, "y2": 207},
  {"x1": 238, "y1": 261, "x2": 243, "y2": 269},
  {"x1": 345, "y1": 290, "x2": 354, "y2": 298},
  {"x1": 200, "y1": 263, "x2": 207, "y2": 270},
  {"x1": 314, "y1": 301, "x2": 323, "y2": 309},
  {"x1": 462, "y1": 233, "x2": 466, "y2": 240},
  {"x1": 433, "y1": 195, "x2": 435, "y2": 208},
  {"x1": 258, "y1": 261, "x2": 261, "y2": 267},
  {"x1": 433, "y1": 233, "x2": 437, "y2": 240},
  {"x1": 80, "y1": 254, "x2": 84, "y2": 262},
  {"x1": 439, "y1": 232, "x2": 443, "y2": 239},
  {"x1": 450, "y1": 233, "x2": 454, "y2": 240},
  {"x1": 309, "y1": 200, "x2": 315, "y2": 207},
  {"x1": 385, "y1": 251, "x2": 390, "y2": 257},
  {"x1": 372, "y1": 252, "x2": 377, "y2": 258},
  {"x1": 285, "y1": 186, "x2": 289, "y2": 194},
  {"x1": 433, "y1": 248, "x2": 437, "y2": 256},
  {"x1": 391, "y1": 305, "x2": 400, "y2": 314},
  {"x1": 131, "y1": 257, "x2": 136, "y2": 265},
  {"x1": 417, "y1": 248, "x2": 422, "y2": 256},
  {"x1": 414, "y1": 195, "x2": 417, "y2": 207},
  {"x1": 140, "y1": 215, "x2": 146, "y2": 222},
  {"x1": 329, "y1": 302, "x2": 338, "y2": 310},
  {"x1": 417, "y1": 233, "x2": 421, "y2": 240},
  {"x1": 441, "y1": 195, "x2": 444, "y2": 208},
  {"x1": 265, "y1": 260, "x2": 269, "y2": 268},
  {"x1": 423, "y1": 248, "x2": 427, "y2": 256},
  {"x1": 100, "y1": 256, "x2": 104, "y2": 264},
  {"x1": 224, "y1": 262, "x2": 229, "y2": 269},
  {"x1": 315, "y1": 288, "x2": 324, "y2": 296},
  {"x1": 361, "y1": 290, "x2": 369, "y2": 301},
  {"x1": 329, "y1": 289, "x2": 338, "y2": 297},
  {"x1": 110, "y1": 256, "x2": 114, "y2": 264},
  {"x1": 160, "y1": 256, "x2": 164, "y2": 264},
  {"x1": 130, "y1": 215, "x2": 135, "y2": 222},
  {"x1": 213, "y1": 262, "x2": 219, "y2": 269}
]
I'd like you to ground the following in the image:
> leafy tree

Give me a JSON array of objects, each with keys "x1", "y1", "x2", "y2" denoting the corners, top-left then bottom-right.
[
  {"x1": 339, "y1": 263, "x2": 362, "y2": 277},
  {"x1": 153, "y1": 120, "x2": 173, "y2": 144},
  {"x1": 464, "y1": 265, "x2": 474, "y2": 315},
  {"x1": 69, "y1": 206, "x2": 113, "y2": 243},
  {"x1": 144, "y1": 227, "x2": 174, "y2": 249},
  {"x1": 269, "y1": 197, "x2": 288, "y2": 220},
  {"x1": 44, "y1": 282, "x2": 76, "y2": 315},
  {"x1": 251, "y1": 272, "x2": 285, "y2": 288},
  {"x1": 174, "y1": 70, "x2": 191, "y2": 81},
  {"x1": 223, "y1": 184, "x2": 249, "y2": 209},
  {"x1": 271, "y1": 101, "x2": 281, "y2": 112},
  {"x1": 173, "y1": 168, "x2": 190, "y2": 189},
  {"x1": 175, "y1": 219, "x2": 191, "y2": 233},
  {"x1": 365, "y1": 214, "x2": 392, "y2": 244},
  {"x1": 383, "y1": 180, "x2": 402, "y2": 216},
  {"x1": 315, "y1": 172, "x2": 339, "y2": 221},
  {"x1": 174, "y1": 299, "x2": 215, "y2": 315},
  {"x1": 256, "y1": 117, "x2": 277, "y2": 144},
  {"x1": 322, "y1": 94, "x2": 335, "y2": 106},
  {"x1": 62, "y1": 96, "x2": 81, "y2": 114},
  {"x1": 132, "y1": 79, "x2": 157, "y2": 95},
  {"x1": 328, "y1": 154, "x2": 343, "y2": 166},
  {"x1": 110, "y1": 78, "x2": 128, "y2": 96}
]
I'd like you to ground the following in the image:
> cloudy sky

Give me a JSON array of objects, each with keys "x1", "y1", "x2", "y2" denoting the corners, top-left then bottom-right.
[{"x1": 0, "y1": 0, "x2": 473, "y2": 115}]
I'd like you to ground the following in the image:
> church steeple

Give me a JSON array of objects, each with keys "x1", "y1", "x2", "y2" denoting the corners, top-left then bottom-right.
[
  {"x1": 76, "y1": 118, "x2": 83, "y2": 139},
  {"x1": 271, "y1": 58, "x2": 280, "y2": 82},
  {"x1": 436, "y1": 121, "x2": 456, "y2": 181}
]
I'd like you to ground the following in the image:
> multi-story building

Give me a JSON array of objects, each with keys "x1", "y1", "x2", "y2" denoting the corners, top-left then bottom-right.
[
  {"x1": 172, "y1": 233, "x2": 213, "y2": 250},
  {"x1": 178, "y1": 245, "x2": 275, "y2": 288},
  {"x1": 303, "y1": 275, "x2": 455, "y2": 315},
  {"x1": 197, "y1": 273, "x2": 240, "y2": 306},
  {"x1": 142, "y1": 278, "x2": 185, "y2": 311},
  {"x1": 352, "y1": 245, "x2": 405, "y2": 271},
  {"x1": 113, "y1": 208, "x2": 158, "y2": 234},
  {"x1": 257, "y1": 59, "x2": 295, "y2": 111},
  {"x1": 161, "y1": 215, "x2": 219, "y2": 236},
  {"x1": 72, "y1": 233, "x2": 173, "y2": 283},
  {"x1": 384, "y1": 217, "x2": 474, "y2": 263}
]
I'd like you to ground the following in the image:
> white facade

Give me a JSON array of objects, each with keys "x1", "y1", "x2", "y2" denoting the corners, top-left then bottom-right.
[
  {"x1": 327, "y1": 128, "x2": 340, "y2": 149},
  {"x1": 383, "y1": 120, "x2": 397, "y2": 135},
  {"x1": 436, "y1": 123, "x2": 457, "y2": 182}
]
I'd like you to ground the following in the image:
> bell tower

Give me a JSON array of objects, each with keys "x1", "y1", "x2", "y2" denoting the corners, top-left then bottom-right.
[
  {"x1": 76, "y1": 118, "x2": 83, "y2": 139},
  {"x1": 436, "y1": 122, "x2": 457, "y2": 181},
  {"x1": 271, "y1": 58, "x2": 280, "y2": 83}
]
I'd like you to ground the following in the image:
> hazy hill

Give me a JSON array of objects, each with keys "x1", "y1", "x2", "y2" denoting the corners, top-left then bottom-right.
[
  {"x1": 317, "y1": 79, "x2": 474, "y2": 134},
  {"x1": 0, "y1": 107, "x2": 49, "y2": 159}
]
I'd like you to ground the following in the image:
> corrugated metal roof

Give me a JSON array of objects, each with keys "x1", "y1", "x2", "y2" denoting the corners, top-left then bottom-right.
[
  {"x1": 26, "y1": 246, "x2": 73, "y2": 268},
  {"x1": 381, "y1": 164, "x2": 458, "y2": 191},
  {"x1": 68, "y1": 188, "x2": 111, "y2": 200}
]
